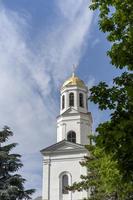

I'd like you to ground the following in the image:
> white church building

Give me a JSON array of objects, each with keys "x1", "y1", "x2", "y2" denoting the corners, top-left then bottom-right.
[{"x1": 41, "y1": 73, "x2": 92, "y2": 200}]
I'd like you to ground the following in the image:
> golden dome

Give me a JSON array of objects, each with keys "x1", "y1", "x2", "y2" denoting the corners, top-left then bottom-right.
[{"x1": 62, "y1": 73, "x2": 86, "y2": 89}]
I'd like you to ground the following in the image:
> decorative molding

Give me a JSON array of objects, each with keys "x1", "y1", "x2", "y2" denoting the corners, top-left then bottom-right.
[{"x1": 48, "y1": 156, "x2": 86, "y2": 163}]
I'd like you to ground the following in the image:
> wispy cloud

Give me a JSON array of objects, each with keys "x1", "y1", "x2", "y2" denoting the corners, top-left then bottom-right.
[
  {"x1": 0, "y1": 0, "x2": 93, "y2": 197},
  {"x1": 91, "y1": 38, "x2": 100, "y2": 48}
]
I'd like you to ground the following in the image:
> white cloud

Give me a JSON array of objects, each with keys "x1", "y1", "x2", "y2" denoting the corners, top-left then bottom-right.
[
  {"x1": 57, "y1": 0, "x2": 83, "y2": 20},
  {"x1": 91, "y1": 38, "x2": 100, "y2": 48},
  {"x1": 0, "y1": 0, "x2": 93, "y2": 197}
]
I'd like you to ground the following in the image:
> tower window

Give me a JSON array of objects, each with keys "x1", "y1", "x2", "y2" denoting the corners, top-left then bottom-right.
[
  {"x1": 79, "y1": 93, "x2": 84, "y2": 107},
  {"x1": 69, "y1": 93, "x2": 74, "y2": 106},
  {"x1": 62, "y1": 175, "x2": 69, "y2": 194},
  {"x1": 67, "y1": 131, "x2": 76, "y2": 143},
  {"x1": 62, "y1": 95, "x2": 65, "y2": 109}
]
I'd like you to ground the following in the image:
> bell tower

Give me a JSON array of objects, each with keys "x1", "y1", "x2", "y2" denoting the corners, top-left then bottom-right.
[
  {"x1": 41, "y1": 72, "x2": 93, "y2": 200},
  {"x1": 57, "y1": 73, "x2": 92, "y2": 145}
]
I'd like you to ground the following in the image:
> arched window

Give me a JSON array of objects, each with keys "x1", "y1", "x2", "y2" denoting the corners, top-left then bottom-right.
[
  {"x1": 62, "y1": 175, "x2": 68, "y2": 194},
  {"x1": 79, "y1": 93, "x2": 84, "y2": 107},
  {"x1": 62, "y1": 95, "x2": 65, "y2": 109},
  {"x1": 67, "y1": 131, "x2": 76, "y2": 143},
  {"x1": 69, "y1": 93, "x2": 74, "y2": 107}
]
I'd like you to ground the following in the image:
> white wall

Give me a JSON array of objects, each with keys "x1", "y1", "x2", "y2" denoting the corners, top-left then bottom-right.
[
  {"x1": 57, "y1": 113, "x2": 92, "y2": 145},
  {"x1": 42, "y1": 152, "x2": 89, "y2": 200},
  {"x1": 60, "y1": 86, "x2": 88, "y2": 115}
]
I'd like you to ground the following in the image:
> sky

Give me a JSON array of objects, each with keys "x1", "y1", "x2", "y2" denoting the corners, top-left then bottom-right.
[{"x1": 0, "y1": 0, "x2": 120, "y2": 198}]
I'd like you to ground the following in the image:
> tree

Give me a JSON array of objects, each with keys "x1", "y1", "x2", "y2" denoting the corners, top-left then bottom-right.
[
  {"x1": 0, "y1": 126, "x2": 35, "y2": 200},
  {"x1": 90, "y1": 72, "x2": 133, "y2": 182},
  {"x1": 68, "y1": 0, "x2": 133, "y2": 199},
  {"x1": 90, "y1": 0, "x2": 133, "y2": 71},
  {"x1": 89, "y1": 0, "x2": 133, "y2": 182},
  {"x1": 68, "y1": 136, "x2": 133, "y2": 200}
]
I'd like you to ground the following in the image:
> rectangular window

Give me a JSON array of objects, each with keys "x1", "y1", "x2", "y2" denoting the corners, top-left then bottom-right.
[
  {"x1": 62, "y1": 95, "x2": 65, "y2": 109},
  {"x1": 69, "y1": 93, "x2": 74, "y2": 106}
]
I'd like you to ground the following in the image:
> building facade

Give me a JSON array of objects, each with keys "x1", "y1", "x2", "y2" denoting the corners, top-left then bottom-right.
[{"x1": 41, "y1": 73, "x2": 92, "y2": 200}]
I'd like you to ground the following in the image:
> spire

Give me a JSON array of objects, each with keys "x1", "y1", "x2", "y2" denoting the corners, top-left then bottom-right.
[{"x1": 62, "y1": 64, "x2": 86, "y2": 89}]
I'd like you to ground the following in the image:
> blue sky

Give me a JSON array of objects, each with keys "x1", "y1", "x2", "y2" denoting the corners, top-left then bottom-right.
[{"x1": 0, "y1": 0, "x2": 120, "y2": 198}]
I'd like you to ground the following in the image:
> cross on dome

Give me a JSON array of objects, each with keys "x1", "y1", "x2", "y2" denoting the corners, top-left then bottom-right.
[
  {"x1": 72, "y1": 64, "x2": 77, "y2": 77},
  {"x1": 62, "y1": 65, "x2": 86, "y2": 89}
]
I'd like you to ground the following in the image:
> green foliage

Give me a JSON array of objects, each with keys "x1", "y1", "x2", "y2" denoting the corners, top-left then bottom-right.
[
  {"x1": 90, "y1": 72, "x2": 133, "y2": 180},
  {"x1": 0, "y1": 126, "x2": 35, "y2": 200},
  {"x1": 68, "y1": 140, "x2": 133, "y2": 199},
  {"x1": 90, "y1": 0, "x2": 133, "y2": 70},
  {"x1": 89, "y1": 0, "x2": 133, "y2": 183},
  {"x1": 89, "y1": 0, "x2": 133, "y2": 194}
]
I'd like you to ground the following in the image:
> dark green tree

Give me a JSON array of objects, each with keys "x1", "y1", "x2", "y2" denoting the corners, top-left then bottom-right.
[
  {"x1": 89, "y1": 0, "x2": 133, "y2": 181},
  {"x1": 90, "y1": 72, "x2": 133, "y2": 182},
  {"x1": 0, "y1": 126, "x2": 35, "y2": 200},
  {"x1": 90, "y1": 0, "x2": 133, "y2": 71}
]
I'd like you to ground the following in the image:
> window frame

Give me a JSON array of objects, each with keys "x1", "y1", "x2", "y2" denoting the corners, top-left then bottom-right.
[
  {"x1": 59, "y1": 172, "x2": 72, "y2": 197},
  {"x1": 62, "y1": 95, "x2": 65, "y2": 109},
  {"x1": 79, "y1": 93, "x2": 84, "y2": 108},
  {"x1": 67, "y1": 131, "x2": 76, "y2": 143},
  {"x1": 69, "y1": 92, "x2": 74, "y2": 107},
  {"x1": 62, "y1": 174, "x2": 69, "y2": 194}
]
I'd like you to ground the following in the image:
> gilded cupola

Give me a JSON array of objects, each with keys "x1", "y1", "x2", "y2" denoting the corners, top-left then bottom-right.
[{"x1": 62, "y1": 73, "x2": 86, "y2": 89}]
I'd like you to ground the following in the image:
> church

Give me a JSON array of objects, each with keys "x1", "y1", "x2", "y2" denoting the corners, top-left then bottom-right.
[{"x1": 41, "y1": 72, "x2": 92, "y2": 200}]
